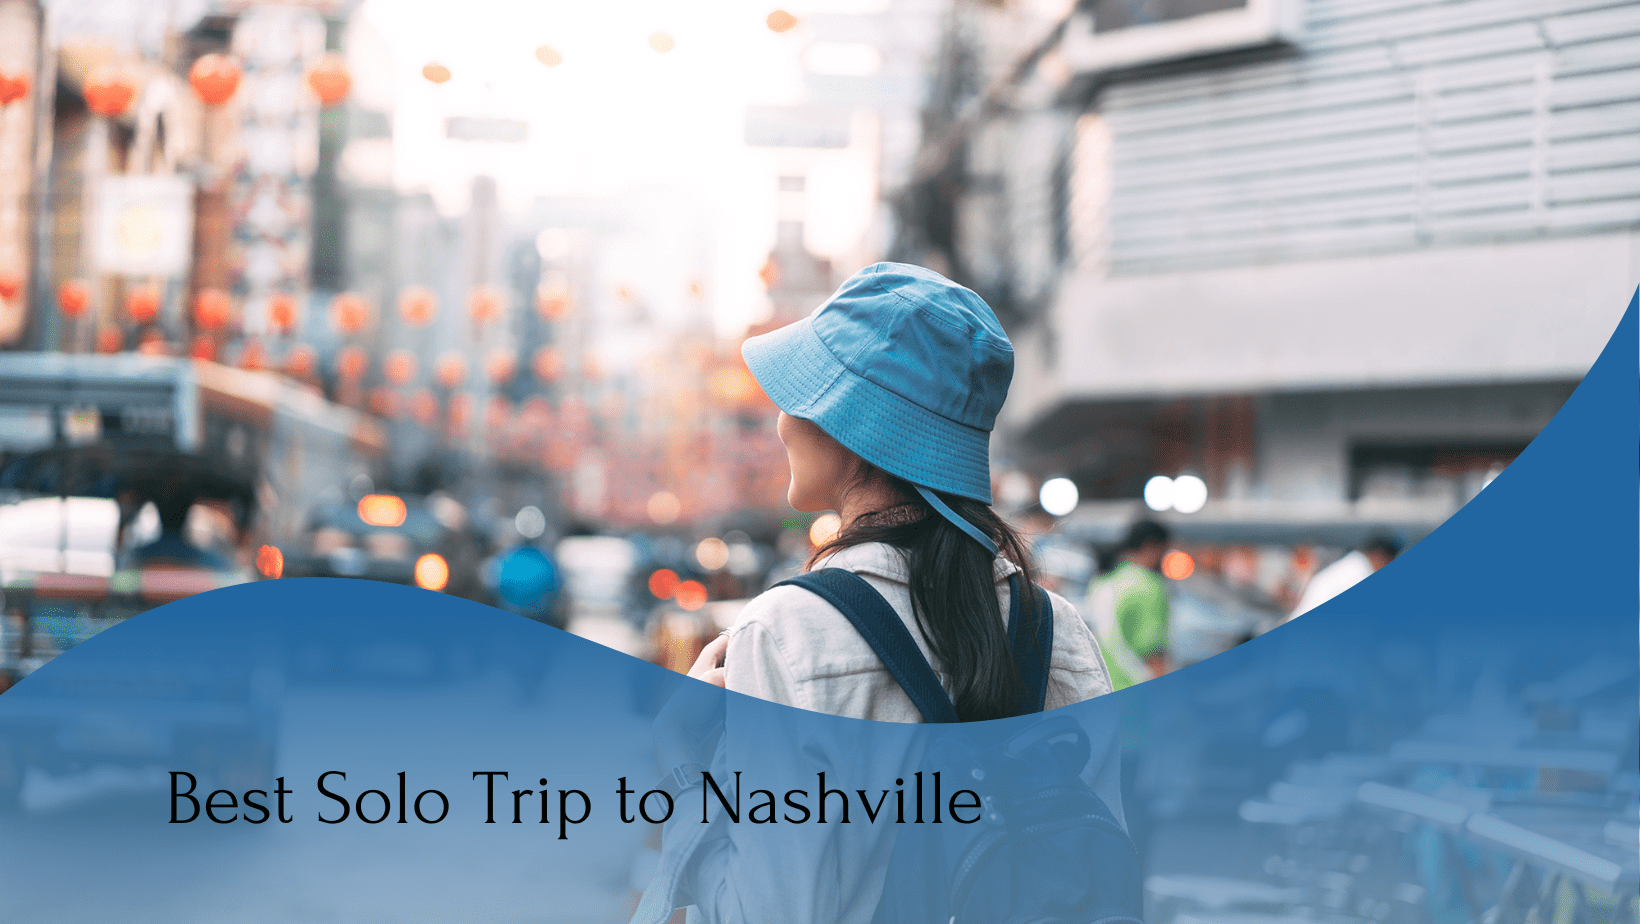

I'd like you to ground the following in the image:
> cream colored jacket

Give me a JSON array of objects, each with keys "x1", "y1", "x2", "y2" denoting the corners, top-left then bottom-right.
[{"x1": 723, "y1": 542, "x2": 1115, "y2": 720}]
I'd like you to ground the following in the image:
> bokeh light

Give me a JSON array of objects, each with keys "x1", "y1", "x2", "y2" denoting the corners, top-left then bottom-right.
[
  {"x1": 514, "y1": 505, "x2": 546, "y2": 539},
  {"x1": 1171, "y1": 475, "x2": 1208, "y2": 514},
  {"x1": 1039, "y1": 477, "x2": 1079, "y2": 517},
  {"x1": 696, "y1": 537, "x2": 729, "y2": 571},
  {"x1": 415, "y1": 553, "x2": 450, "y2": 591},
  {"x1": 255, "y1": 545, "x2": 283, "y2": 579},
  {"x1": 647, "y1": 490, "x2": 681, "y2": 525},
  {"x1": 674, "y1": 579, "x2": 707, "y2": 611},
  {"x1": 648, "y1": 568, "x2": 680, "y2": 599},
  {"x1": 1144, "y1": 476, "x2": 1175, "y2": 512},
  {"x1": 647, "y1": 31, "x2": 675, "y2": 53},
  {"x1": 808, "y1": 512, "x2": 841, "y2": 547},
  {"x1": 358, "y1": 494, "x2": 408, "y2": 528},
  {"x1": 1161, "y1": 550, "x2": 1195, "y2": 581}
]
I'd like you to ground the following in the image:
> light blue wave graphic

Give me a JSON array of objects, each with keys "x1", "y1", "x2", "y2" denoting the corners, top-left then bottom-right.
[{"x1": 0, "y1": 295, "x2": 1633, "y2": 924}]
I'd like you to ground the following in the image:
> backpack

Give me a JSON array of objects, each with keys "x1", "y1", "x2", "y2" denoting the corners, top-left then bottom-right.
[{"x1": 774, "y1": 569, "x2": 1145, "y2": 924}]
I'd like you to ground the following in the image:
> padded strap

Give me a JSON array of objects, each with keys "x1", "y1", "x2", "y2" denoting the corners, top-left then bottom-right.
[
  {"x1": 776, "y1": 569, "x2": 1057, "y2": 721},
  {"x1": 1006, "y1": 575, "x2": 1054, "y2": 714},
  {"x1": 776, "y1": 569, "x2": 959, "y2": 724}
]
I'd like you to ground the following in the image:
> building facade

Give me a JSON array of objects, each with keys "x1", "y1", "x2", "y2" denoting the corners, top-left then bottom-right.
[{"x1": 900, "y1": 0, "x2": 1638, "y2": 540}]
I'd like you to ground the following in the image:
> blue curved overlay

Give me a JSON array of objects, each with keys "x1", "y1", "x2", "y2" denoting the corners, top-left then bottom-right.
[{"x1": 0, "y1": 297, "x2": 1633, "y2": 923}]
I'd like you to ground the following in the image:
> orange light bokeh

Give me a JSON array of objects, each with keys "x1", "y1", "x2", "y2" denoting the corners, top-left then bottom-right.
[
  {"x1": 255, "y1": 544, "x2": 284, "y2": 578},
  {"x1": 1161, "y1": 550, "x2": 1196, "y2": 581},
  {"x1": 674, "y1": 580, "x2": 707, "y2": 611},
  {"x1": 648, "y1": 568, "x2": 681, "y2": 599},
  {"x1": 358, "y1": 494, "x2": 408, "y2": 528},
  {"x1": 415, "y1": 553, "x2": 450, "y2": 591}
]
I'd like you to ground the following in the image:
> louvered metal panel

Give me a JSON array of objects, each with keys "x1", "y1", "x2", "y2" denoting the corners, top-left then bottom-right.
[{"x1": 1094, "y1": 0, "x2": 1640, "y2": 275}]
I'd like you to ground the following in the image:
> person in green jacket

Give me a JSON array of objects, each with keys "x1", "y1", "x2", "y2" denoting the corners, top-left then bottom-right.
[{"x1": 1086, "y1": 520, "x2": 1172, "y2": 690}]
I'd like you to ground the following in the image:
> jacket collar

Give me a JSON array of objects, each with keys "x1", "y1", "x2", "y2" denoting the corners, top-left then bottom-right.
[{"x1": 812, "y1": 541, "x2": 1022, "y2": 585}]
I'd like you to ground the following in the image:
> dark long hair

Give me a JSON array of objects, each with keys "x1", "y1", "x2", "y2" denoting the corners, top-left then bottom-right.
[{"x1": 810, "y1": 469, "x2": 1044, "y2": 722}]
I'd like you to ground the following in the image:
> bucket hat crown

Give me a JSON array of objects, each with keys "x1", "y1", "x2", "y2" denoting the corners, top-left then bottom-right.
[{"x1": 742, "y1": 262, "x2": 1013, "y2": 506}]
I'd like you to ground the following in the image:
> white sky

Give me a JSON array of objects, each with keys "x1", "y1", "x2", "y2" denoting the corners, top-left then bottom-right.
[{"x1": 354, "y1": 0, "x2": 893, "y2": 336}]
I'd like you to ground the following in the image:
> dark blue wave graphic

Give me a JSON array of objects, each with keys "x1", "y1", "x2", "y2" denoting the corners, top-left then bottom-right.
[{"x1": 0, "y1": 295, "x2": 1633, "y2": 924}]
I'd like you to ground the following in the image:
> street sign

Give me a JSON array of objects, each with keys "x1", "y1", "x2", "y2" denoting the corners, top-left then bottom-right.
[
  {"x1": 744, "y1": 105, "x2": 852, "y2": 148},
  {"x1": 93, "y1": 176, "x2": 194, "y2": 277},
  {"x1": 445, "y1": 117, "x2": 529, "y2": 143}
]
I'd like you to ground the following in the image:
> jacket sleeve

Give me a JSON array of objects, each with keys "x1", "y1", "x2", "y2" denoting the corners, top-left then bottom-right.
[{"x1": 722, "y1": 613, "x2": 807, "y2": 712}]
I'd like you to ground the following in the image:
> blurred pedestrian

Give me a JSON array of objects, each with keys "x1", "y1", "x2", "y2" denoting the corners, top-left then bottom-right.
[
  {"x1": 1286, "y1": 535, "x2": 1400, "y2": 620},
  {"x1": 1086, "y1": 519, "x2": 1172, "y2": 690}
]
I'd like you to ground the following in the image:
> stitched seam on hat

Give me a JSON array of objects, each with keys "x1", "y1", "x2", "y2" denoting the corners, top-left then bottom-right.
[
  {"x1": 889, "y1": 288, "x2": 1013, "y2": 351},
  {"x1": 805, "y1": 321, "x2": 853, "y2": 403},
  {"x1": 846, "y1": 299, "x2": 1002, "y2": 429}
]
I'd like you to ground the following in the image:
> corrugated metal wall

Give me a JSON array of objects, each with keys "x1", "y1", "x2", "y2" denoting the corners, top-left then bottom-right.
[{"x1": 1096, "y1": 0, "x2": 1640, "y2": 274}]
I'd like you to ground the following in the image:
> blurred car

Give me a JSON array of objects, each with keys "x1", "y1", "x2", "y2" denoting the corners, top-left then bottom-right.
[
  {"x1": 282, "y1": 492, "x2": 491, "y2": 603},
  {"x1": 0, "y1": 494, "x2": 250, "y2": 689}
]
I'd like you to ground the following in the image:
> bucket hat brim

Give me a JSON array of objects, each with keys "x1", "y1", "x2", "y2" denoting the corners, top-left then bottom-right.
[{"x1": 743, "y1": 315, "x2": 994, "y2": 503}]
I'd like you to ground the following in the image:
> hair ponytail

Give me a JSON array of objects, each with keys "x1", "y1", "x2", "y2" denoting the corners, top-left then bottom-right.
[{"x1": 810, "y1": 471, "x2": 1045, "y2": 722}]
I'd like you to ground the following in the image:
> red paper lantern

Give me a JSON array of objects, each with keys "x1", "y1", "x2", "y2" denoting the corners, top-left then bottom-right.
[
  {"x1": 486, "y1": 396, "x2": 511, "y2": 431},
  {"x1": 398, "y1": 286, "x2": 435, "y2": 326},
  {"x1": 239, "y1": 340, "x2": 267, "y2": 371},
  {"x1": 58, "y1": 280, "x2": 90, "y2": 318},
  {"x1": 267, "y1": 291, "x2": 298, "y2": 334},
  {"x1": 0, "y1": 271, "x2": 20, "y2": 300},
  {"x1": 125, "y1": 286, "x2": 160, "y2": 324},
  {"x1": 384, "y1": 349, "x2": 417, "y2": 386},
  {"x1": 447, "y1": 393, "x2": 472, "y2": 433},
  {"x1": 83, "y1": 64, "x2": 138, "y2": 118},
  {"x1": 368, "y1": 387, "x2": 399, "y2": 417},
  {"x1": 0, "y1": 70, "x2": 29, "y2": 106},
  {"x1": 95, "y1": 327, "x2": 122, "y2": 354},
  {"x1": 535, "y1": 284, "x2": 571, "y2": 320},
  {"x1": 409, "y1": 389, "x2": 439, "y2": 426},
  {"x1": 434, "y1": 352, "x2": 467, "y2": 389},
  {"x1": 521, "y1": 397, "x2": 553, "y2": 427},
  {"x1": 467, "y1": 287, "x2": 502, "y2": 325},
  {"x1": 285, "y1": 344, "x2": 317, "y2": 378},
  {"x1": 331, "y1": 292, "x2": 369, "y2": 335},
  {"x1": 188, "y1": 54, "x2": 242, "y2": 105},
  {"x1": 190, "y1": 335, "x2": 217, "y2": 361},
  {"x1": 485, "y1": 350, "x2": 516, "y2": 384},
  {"x1": 193, "y1": 288, "x2": 233, "y2": 330},
  {"x1": 306, "y1": 54, "x2": 351, "y2": 106},
  {"x1": 532, "y1": 347, "x2": 563, "y2": 382},
  {"x1": 336, "y1": 346, "x2": 368, "y2": 382}
]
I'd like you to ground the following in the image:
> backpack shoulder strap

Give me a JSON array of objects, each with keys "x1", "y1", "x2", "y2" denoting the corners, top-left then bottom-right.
[
  {"x1": 774, "y1": 569, "x2": 960, "y2": 724},
  {"x1": 1006, "y1": 576, "x2": 1055, "y2": 714}
]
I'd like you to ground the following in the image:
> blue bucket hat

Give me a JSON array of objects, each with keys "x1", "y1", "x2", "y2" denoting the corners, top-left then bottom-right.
[{"x1": 742, "y1": 262, "x2": 1013, "y2": 554}]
